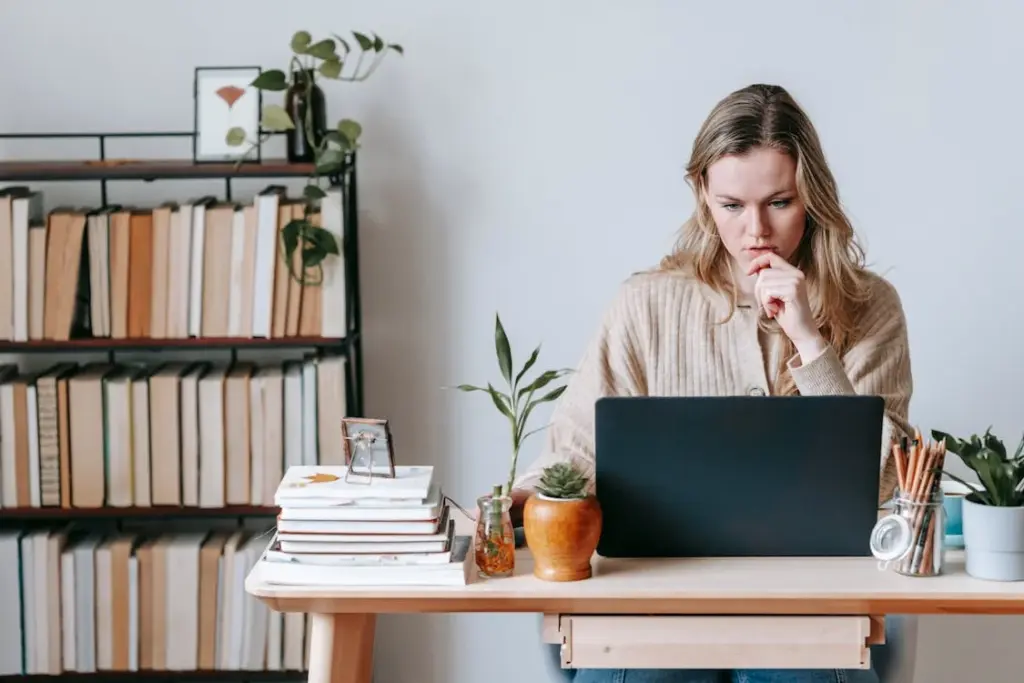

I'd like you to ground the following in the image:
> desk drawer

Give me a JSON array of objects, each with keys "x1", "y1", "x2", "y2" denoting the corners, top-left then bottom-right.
[{"x1": 543, "y1": 615, "x2": 883, "y2": 670}]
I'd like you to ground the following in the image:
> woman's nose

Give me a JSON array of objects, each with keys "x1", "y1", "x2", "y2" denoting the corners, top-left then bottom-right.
[{"x1": 747, "y1": 207, "x2": 770, "y2": 237}]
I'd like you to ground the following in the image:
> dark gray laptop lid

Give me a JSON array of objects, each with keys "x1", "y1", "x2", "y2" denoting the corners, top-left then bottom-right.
[{"x1": 593, "y1": 395, "x2": 885, "y2": 558}]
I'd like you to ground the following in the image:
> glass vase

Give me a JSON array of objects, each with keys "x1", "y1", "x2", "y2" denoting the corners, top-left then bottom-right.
[
  {"x1": 284, "y1": 68, "x2": 327, "y2": 162},
  {"x1": 475, "y1": 489, "x2": 515, "y2": 578}
]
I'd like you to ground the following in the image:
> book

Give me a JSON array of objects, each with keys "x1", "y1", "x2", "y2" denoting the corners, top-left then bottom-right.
[
  {"x1": 273, "y1": 465, "x2": 435, "y2": 505},
  {"x1": 256, "y1": 532, "x2": 473, "y2": 587}
]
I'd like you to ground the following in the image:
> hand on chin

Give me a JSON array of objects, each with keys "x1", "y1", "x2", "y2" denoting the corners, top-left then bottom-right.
[{"x1": 744, "y1": 251, "x2": 827, "y2": 362}]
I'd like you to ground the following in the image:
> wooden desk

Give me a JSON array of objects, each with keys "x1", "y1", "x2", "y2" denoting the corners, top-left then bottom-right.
[{"x1": 246, "y1": 519, "x2": 1024, "y2": 683}]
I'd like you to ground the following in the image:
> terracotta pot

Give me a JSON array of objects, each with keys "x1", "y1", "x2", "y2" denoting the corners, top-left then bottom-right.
[{"x1": 523, "y1": 493, "x2": 602, "y2": 581}]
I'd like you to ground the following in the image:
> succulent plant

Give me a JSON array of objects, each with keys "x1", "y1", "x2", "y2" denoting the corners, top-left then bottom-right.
[{"x1": 536, "y1": 461, "x2": 590, "y2": 500}]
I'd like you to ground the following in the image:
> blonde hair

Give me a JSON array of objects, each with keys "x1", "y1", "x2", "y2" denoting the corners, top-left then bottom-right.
[{"x1": 659, "y1": 83, "x2": 873, "y2": 395}]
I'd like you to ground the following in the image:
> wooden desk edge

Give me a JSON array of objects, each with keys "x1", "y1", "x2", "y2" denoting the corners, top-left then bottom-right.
[{"x1": 247, "y1": 591, "x2": 1024, "y2": 616}]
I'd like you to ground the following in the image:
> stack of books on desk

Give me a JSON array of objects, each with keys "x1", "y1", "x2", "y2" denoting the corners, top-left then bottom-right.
[{"x1": 255, "y1": 465, "x2": 473, "y2": 586}]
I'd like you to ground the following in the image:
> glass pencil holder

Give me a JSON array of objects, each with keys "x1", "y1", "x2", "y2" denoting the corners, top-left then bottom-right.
[{"x1": 871, "y1": 490, "x2": 946, "y2": 577}]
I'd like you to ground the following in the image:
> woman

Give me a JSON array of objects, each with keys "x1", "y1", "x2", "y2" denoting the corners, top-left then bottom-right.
[{"x1": 509, "y1": 83, "x2": 913, "y2": 683}]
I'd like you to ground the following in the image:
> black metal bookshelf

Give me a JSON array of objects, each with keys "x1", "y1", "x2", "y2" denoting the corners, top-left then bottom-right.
[{"x1": 0, "y1": 131, "x2": 347, "y2": 682}]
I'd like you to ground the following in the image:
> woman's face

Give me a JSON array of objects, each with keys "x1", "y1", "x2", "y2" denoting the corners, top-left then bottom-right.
[{"x1": 702, "y1": 146, "x2": 807, "y2": 275}]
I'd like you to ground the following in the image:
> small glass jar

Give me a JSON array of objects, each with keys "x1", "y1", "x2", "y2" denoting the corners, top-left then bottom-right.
[
  {"x1": 475, "y1": 486, "x2": 515, "y2": 578},
  {"x1": 871, "y1": 490, "x2": 945, "y2": 577}
]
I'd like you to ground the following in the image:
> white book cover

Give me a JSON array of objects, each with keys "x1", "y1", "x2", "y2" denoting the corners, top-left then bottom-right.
[
  {"x1": 20, "y1": 535, "x2": 36, "y2": 674},
  {"x1": 274, "y1": 465, "x2": 434, "y2": 505},
  {"x1": 276, "y1": 515, "x2": 441, "y2": 535},
  {"x1": 278, "y1": 483, "x2": 443, "y2": 521},
  {"x1": 60, "y1": 545, "x2": 75, "y2": 672},
  {"x1": 257, "y1": 534, "x2": 473, "y2": 587},
  {"x1": 128, "y1": 555, "x2": 138, "y2": 672},
  {"x1": 27, "y1": 383, "x2": 39, "y2": 508},
  {"x1": 266, "y1": 524, "x2": 454, "y2": 565},
  {"x1": 0, "y1": 534, "x2": 22, "y2": 675}
]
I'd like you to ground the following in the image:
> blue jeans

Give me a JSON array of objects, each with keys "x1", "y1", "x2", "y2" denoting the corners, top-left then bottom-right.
[{"x1": 570, "y1": 668, "x2": 878, "y2": 683}]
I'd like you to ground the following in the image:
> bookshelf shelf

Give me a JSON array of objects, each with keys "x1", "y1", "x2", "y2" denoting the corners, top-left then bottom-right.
[
  {"x1": 0, "y1": 672, "x2": 306, "y2": 682},
  {"x1": 0, "y1": 505, "x2": 280, "y2": 521},
  {"x1": 0, "y1": 158, "x2": 316, "y2": 183},
  {"x1": 0, "y1": 335, "x2": 348, "y2": 353}
]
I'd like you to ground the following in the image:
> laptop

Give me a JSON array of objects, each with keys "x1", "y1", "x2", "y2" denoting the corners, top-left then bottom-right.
[{"x1": 593, "y1": 395, "x2": 885, "y2": 558}]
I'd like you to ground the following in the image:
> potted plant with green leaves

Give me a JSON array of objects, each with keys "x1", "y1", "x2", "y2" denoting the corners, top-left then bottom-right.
[
  {"x1": 932, "y1": 427, "x2": 1024, "y2": 581},
  {"x1": 451, "y1": 313, "x2": 571, "y2": 577},
  {"x1": 523, "y1": 461, "x2": 602, "y2": 581},
  {"x1": 227, "y1": 29, "x2": 403, "y2": 285}
]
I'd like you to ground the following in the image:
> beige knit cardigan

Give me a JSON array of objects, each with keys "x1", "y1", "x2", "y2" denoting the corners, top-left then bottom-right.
[{"x1": 513, "y1": 269, "x2": 913, "y2": 505}]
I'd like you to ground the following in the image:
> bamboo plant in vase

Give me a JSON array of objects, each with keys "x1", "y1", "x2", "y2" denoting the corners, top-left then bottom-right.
[{"x1": 453, "y1": 313, "x2": 571, "y2": 578}]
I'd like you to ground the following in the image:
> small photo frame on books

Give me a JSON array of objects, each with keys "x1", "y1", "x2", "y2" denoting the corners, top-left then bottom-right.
[
  {"x1": 192, "y1": 66, "x2": 262, "y2": 163},
  {"x1": 341, "y1": 417, "x2": 397, "y2": 481}
]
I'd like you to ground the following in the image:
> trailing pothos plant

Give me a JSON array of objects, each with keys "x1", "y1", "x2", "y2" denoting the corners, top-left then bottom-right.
[
  {"x1": 452, "y1": 314, "x2": 573, "y2": 497},
  {"x1": 226, "y1": 29, "x2": 403, "y2": 284}
]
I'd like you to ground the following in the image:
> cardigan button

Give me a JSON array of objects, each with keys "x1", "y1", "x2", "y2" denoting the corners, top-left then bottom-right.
[{"x1": 748, "y1": 386, "x2": 766, "y2": 396}]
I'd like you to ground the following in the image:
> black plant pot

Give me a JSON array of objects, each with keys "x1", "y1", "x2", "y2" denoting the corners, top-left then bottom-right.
[{"x1": 285, "y1": 69, "x2": 327, "y2": 163}]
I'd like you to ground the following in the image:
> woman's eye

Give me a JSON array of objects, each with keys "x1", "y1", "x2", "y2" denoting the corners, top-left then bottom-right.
[
  {"x1": 721, "y1": 203, "x2": 741, "y2": 211},
  {"x1": 770, "y1": 199, "x2": 791, "y2": 209}
]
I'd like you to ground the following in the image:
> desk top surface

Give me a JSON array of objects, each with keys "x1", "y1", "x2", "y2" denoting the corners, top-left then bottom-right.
[{"x1": 246, "y1": 544, "x2": 1024, "y2": 616}]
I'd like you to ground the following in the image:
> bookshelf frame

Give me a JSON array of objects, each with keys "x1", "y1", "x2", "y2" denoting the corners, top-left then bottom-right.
[{"x1": 0, "y1": 130, "x2": 351, "y2": 680}]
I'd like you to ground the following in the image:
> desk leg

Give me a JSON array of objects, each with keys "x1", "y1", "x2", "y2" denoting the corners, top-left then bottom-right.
[{"x1": 307, "y1": 613, "x2": 376, "y2": 683}]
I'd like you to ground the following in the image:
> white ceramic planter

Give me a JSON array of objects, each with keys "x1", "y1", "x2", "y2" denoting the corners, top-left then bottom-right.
[{"x1": 962, "y1": 495, "x2": 1024, "y2": 581}]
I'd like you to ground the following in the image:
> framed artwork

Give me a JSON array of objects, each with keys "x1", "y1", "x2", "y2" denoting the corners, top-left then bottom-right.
[
  {"x1": 341, "y1": 417, "x2": 397, "y2": 481},
  {"x1": 192, "y1": 66, "x2": 262, "y2": 163}
]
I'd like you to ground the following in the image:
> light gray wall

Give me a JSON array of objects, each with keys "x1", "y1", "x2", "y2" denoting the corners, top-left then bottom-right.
[{"x1": 1, "y1": 1, "x2": 1020, "y2": 681}]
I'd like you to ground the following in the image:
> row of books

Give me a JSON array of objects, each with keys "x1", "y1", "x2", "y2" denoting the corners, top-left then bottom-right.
[
  {"x1": 0, "y1": 184, "x2": 346, "y2": 342},
  {"x1": 256, "y1": 464, "x2": 473, "y2": 587},
  {"x1": 0, "y1": 354, "x2": 347, "y2": 510},
  {"x1": 0, "y1": 526, "x2": 311, "y2": 676}
]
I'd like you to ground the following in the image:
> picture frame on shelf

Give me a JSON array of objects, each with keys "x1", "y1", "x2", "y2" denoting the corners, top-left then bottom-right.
[
  {"x1": 341, "y1": 417, "x2": 397, "y2": 480},
  {"x1": 192, "y1": 65, "x2": 262, "y2": 164}
]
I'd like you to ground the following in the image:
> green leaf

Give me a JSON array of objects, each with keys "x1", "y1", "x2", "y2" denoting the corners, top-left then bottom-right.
[
  {"x1": 983, "y1": 428, "x2": 1007, "y2": 458},
  {"x1": 261, "y1": 104, "x2": 295, "y2": 131},
  {"x1": 319, "y1": 57, "x2": 343, "y2": 79},
  {"x1": 225, "y1": 127, "x2": 247, "y2": 146},
  {"x1": 494, "y1": 314, "x2": 513, "y2": 385},
  {"x1": 486, "y1": 383, "x2": 514, "y2": 420},
  {"x1": 516, "y1": 385, "x2": 568, "y2": 444},
  {"x1": 291, "y1": 31, "x2": 313, "y2": 53},
  {"x1": 337, "y1": 119, "x2": 362, "y2": 146},
  {"x1": 303, "y1": 184, "x2": 327, "y2": 200},
  {"x1": 315, "y1": 147, "x2": 345, "y2": 173},
  {"x1": 302, "y1": 246, "x2": 325, "y2": 270},
  {"x1": 517, "y1": 368, "x2": 571, "y2": 400},
  {"x1": 528, "y1": 385, "x2": 568, "y2": 411},
  {"x1": 280, "y1": 219, "x2": 303, "y2": 259},
  {"x1": 307, "y1": 39, "x2": 337, "y2": 60},
  {"x1": 331, "y1": 34, "x2": 352, "y2": 54},
  {"x1": 251, "y1": 69, "x2": 289, "y2": 91},
  {"x1": 352, "y1": 31, "x2": 373, "y2": 51},
  {"x1": 514, "y1": 344, "x2": 540, "y2": 392},
  {"x1": 305, "y1": 226, "x2": 340, "y2": 255},
  {"x1": 454, "y1": 383, "x2": 488, "y2": 393},
  {"x1": 373, "y1": 33, "x2": 384, "y2": 51},
  {"x1": 389, "y1": 44, "x2": 404, "y2": 55}
]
